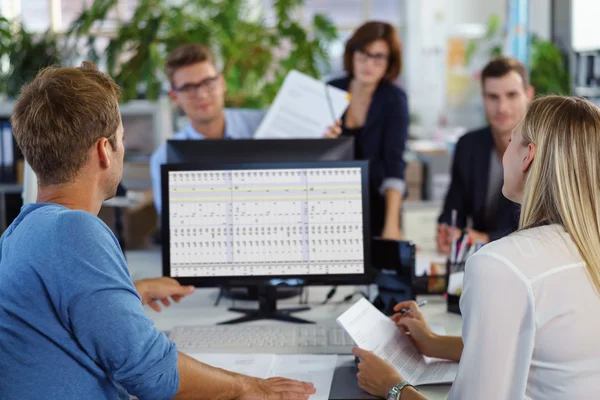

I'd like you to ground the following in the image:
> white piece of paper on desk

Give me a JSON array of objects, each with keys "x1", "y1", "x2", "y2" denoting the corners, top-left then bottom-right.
[
  {"x1": 254, "y1": 70, "x2": 349, "y2": 139},
  {"x1": 336, "y1": 298, "x2": 457, "y2": 386},
  {"x1": 188, "y1": 353, "x2": 337, "y2": 400},
  {"x1": 269, "y1": 355, "x2": 337, "y2": 400},
  {"x1": 187, "y1": 353, "x2": 273, "y2": 379},
  {"x1": 447, "y1": 271, "x2": 464, "y2": 295}
]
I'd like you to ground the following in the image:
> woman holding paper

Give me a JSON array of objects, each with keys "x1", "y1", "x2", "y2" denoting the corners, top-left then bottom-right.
[
  {"x1": 328, "y1": 21, "x2": 408, "y2": 240},
  {"x1": 353, "y1": 96, "x2": 600, "y2": 399}
]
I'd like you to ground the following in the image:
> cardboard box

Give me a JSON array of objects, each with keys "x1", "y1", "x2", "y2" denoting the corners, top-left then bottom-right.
[{"x1": 98, "y1": 190, "x2": 158, "y2": 250}]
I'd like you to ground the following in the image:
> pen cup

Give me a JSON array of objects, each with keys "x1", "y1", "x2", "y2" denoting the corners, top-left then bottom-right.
[{"x1": 446, "y1": 260, "x2": 466, "y2": 315}]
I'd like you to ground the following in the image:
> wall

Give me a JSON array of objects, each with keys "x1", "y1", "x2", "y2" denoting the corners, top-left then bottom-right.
[{"x1": 406, "y1": 0, "x2": 551, "y2": 137}]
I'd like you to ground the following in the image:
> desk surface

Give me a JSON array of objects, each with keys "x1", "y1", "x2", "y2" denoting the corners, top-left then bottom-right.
[{"x1": 129, "y1": 249, "x2": 461, "y2": 400}]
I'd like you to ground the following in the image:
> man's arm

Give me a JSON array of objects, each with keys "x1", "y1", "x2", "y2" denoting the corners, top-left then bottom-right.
[
  {"x1": 438, "y1": 138, "x2": 468, "y2": 227},
  {"x1": 175, "y1": 352, "x2": 314, "y2": 400},
  {"x1": 174, "y1": 353, "x2": 243, "y2": 400}
]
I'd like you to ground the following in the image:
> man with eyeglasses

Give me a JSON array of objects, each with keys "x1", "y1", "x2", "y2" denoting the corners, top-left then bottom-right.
[
  {"x1": 150, "y1": 44, "x2": 264, "y2": 215},
  {"x1": 150, "y1": 43, "x2": 341, "y2": 217}
]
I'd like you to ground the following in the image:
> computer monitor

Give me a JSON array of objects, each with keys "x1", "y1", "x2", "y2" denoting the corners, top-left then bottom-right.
[
  {"x1": 161, "y1": 161, "x2": 373, "y2": 324},
  {"x1": 165, "y1": 137, "x2": 355, "y2": 164}
]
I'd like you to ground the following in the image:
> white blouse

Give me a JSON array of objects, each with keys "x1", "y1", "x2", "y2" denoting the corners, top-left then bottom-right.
[{"x1": 448, "y1": 224, "x2": 600, "y2": 400}]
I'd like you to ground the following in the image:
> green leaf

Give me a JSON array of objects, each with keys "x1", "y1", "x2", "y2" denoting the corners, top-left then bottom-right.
[{"x1": 485, "y1": 14, "x2": 501, "y2": 39}]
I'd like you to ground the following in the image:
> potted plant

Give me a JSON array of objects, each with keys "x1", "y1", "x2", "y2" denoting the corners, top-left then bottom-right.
[
  {"x1": 0, "y1": 16, "x2": 64, "y2": 99},
  {"x1": 67, "y1": 0, "x2": 338, "y2": 106}
]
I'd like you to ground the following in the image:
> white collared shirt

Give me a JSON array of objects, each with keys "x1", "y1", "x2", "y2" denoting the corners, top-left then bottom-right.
[
  {"x1": 449, "y1": 224, "x2": 600, "y2": 399},
  {"x1": 150, "y1": 108, "x2": 265, "y2": 213}
]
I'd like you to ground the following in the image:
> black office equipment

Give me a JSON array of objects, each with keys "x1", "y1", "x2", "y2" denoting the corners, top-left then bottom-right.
[
  {"x1": 161, "y1": 161, "x2": 373, "y2": 324},
  {"x1": 166, "y1": 137, "x2": 355, "y2": 164},
  {"x1": 164, "y1": 137, "x2": 355, "y2": 302}
]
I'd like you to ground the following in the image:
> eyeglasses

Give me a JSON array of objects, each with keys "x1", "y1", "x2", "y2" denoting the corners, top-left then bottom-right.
[
  {"x1": 173, "y1": 75, "x2": 220, "y2": 96},
  {"x1": 355, "y1": 49, "x2": 390, "y2": 67}
]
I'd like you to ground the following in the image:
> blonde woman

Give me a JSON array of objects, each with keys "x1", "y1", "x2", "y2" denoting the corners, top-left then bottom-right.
[{"x1": 352, "y1": 96, "x2": 600, "y2": 400}]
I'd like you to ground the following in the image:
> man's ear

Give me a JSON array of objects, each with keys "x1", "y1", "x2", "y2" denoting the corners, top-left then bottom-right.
[
  {"x1": 219, "y1": 74, "x2": 227, "y2": 94},
  {"x1": 97, "y1": 138, "x2": 112, "y2": 169},
  {"x1": 168, "y1": 89, "x2": 179, "y2": 106},
  {"x1": 522, "y1": 142, "x2": 536, "y2": 173},
  {"x1": 526, "y1": 85, "x2": 535, "y2": 101}
]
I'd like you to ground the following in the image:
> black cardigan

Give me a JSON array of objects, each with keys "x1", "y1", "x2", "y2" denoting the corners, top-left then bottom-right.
[
  {"x1": 328, "y1": 77, "x2": 409, "y2": 191},
  {"x1": 328, "y1": 77, "x2": 409, "y2": 234},
  {"x1": 438, "y1": 126, "x2": 520, "y2": 241}
]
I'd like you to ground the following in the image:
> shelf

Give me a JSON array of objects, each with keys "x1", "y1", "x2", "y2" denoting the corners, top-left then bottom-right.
[
  {"x1": 574, "y1": 87, "x2": 600, "y2": 97},
  {"x1": 0, "y1": 99, "x2": 162, "y2": 118}
]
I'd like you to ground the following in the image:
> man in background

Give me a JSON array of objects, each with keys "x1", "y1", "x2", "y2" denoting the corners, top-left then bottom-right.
[
  {"x1": 150, "y1": 43, "x2": 341, "y2": 216},
  {"x1": 150, "y1": 44, "x2": 264, "y2": 214},
  {"x1": 437, "y1": 57, "x2": 533, "y2": 253}
]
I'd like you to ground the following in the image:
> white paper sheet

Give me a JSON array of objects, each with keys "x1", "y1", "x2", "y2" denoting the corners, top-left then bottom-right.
[
  {"x1": 187, "y1": 353, "x2": 273, "y2": 379},
  {"x1": 269, "y1": 355, "x2": 337, "y2": 400},
  {"x1": 187, "y1": 353, "x2": 337, "y2": 399},
  {"x1": 447, "y1": 271, "x2": 464, "y2": 295},
  {"x1": 254, "y1": 70, "x2": 349, "y2": 139},
  {"x1": 336, "y1": 298, "x2": 457, "y2": 386}
]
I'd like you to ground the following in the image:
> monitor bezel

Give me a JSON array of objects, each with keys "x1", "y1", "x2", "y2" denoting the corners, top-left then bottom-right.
[{"x1": 161, "y1": 161, "x2": 374, "y2": 288}]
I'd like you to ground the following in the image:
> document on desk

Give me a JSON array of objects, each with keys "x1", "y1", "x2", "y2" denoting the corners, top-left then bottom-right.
[
  {"x1": 253, "y1": 70, "x2": 349, "y2": 139},
  {"x1": 336, "y1": 298, "x2": 458, "y2": 386},
  {"x1": 188, "y1": 353, "x2": 337, "y2": 400}
]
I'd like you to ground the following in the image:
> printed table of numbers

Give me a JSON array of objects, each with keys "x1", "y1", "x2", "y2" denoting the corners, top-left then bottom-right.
[{"x1": 168, "y1": 168, "x2": 364, "y2": 277}]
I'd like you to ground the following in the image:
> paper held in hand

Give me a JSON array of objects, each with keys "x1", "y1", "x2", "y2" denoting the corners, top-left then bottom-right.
[
  {"x1": 253, "y1": 70, "x2": 349, "y2": 139},
  {"x1": 336, "y1": 298, "x2": 458, "y2": 386}
]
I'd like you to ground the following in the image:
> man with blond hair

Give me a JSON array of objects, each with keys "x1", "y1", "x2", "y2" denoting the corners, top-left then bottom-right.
[{"x1": 0, "y1": 62, "x2": 315, "y2": 400}]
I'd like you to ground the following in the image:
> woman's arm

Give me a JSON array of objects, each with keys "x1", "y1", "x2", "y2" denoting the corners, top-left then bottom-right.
[
  {"x1": 380, "y1": 87, "x2": 409, "y2": 239},
  {"x1": 424, "y1": 335, "x2": 463, "y2": 363},
  {"x1": 392, "y1": 302, "x2": 464, "y2": 362},
  {"x1": 382, "y1": 189, "x2": 403, "y2": 239}
]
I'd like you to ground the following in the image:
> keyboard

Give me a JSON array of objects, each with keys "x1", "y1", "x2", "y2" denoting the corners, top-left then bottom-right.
[{"x1": 169, "y1": 324, "x2": 356, "y2": 354}]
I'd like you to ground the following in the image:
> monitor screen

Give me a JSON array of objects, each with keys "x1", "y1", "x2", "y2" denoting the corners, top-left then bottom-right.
[{"x1": 161, "y1": 161, "x2": 372, "y2": 287}]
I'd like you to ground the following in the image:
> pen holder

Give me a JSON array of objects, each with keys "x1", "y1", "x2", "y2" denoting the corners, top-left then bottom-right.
[{"x1": 446, "y1": 260, "x2": 466, "y2": 315}]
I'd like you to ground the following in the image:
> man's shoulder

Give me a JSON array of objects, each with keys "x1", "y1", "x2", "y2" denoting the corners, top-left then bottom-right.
[
  {"x1": 226, "y1": 108, "x2": 265, "y2": 120},
  {"x1": 457, "y1": 126, "x2": 492, "y2": 144},
  {"x1": 225, "y1": 108, "x2": 265, "y2": 138},
  {"x1": 54, "y1": 209, "x2": 116, "y2": 242}
]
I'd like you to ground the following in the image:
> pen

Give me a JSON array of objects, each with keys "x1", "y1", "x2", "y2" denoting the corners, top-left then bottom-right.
[
  {"x1": 399, "y1": 300, "x2": 428, "y2": 315},
  {"x1": 455, "y1": 234, "x2": 469, "y2": 264}
]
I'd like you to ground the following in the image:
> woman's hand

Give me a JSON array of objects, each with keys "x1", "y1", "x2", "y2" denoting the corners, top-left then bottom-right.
[
  {"x1": 352, "y1": 347, "x2": 404, "y2": 399},
  {"x1": 391, "y1": 301, "x2": 436, "y2": 357},
  {"x1": 323, "y1": 120, "x2": 343, "y2": 138},
  {"x1": 381, "y1": 224, "x2": 403, "y2": 241}
]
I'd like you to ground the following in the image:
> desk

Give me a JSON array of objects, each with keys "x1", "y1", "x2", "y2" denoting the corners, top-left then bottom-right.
[{"x1": 129, "y1": 249, "x2": 461, "y2": 400}]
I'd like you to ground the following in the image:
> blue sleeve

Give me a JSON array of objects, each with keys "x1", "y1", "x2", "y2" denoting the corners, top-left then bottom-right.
[
  {"x1": 382, "y1": 88, "x2": 409, "y2": 183},
  {"x1": 150, "y1": 144, "x2": 167, "y2": 215},
  {"x1": 55, "y1": 212, "x2": 179, "y2": 400}
]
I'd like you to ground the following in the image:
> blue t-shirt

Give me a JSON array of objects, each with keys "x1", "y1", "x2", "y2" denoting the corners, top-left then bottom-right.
[{"x1": 0, "y1": 203, "x2": 179, "y2": 399}]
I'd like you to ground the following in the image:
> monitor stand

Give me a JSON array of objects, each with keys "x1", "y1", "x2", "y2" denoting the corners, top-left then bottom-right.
[
  {"x1": 220, "y1": 285, "x2": 302, "y2": 301},
  {"x1": 218, "y1": 285, "x2": 314, "y2": 325}
]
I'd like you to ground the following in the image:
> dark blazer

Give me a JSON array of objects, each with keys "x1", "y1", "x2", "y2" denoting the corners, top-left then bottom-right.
[
  {"x1": 328, "y1": 77, "x2": 409, "y2": 192},
  {"x1": 438, "y1": 126, "x2": 520, "y2": 241}
]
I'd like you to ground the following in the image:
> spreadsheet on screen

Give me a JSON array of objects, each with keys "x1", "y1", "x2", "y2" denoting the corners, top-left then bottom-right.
[{"x1": 168, "y1": 167, "x2": 364, "y2": 278}]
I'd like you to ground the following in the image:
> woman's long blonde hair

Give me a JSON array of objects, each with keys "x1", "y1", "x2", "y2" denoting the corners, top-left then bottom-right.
[{"x1": 520, "y1": 95, "x2": 600, "y2": 293}]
